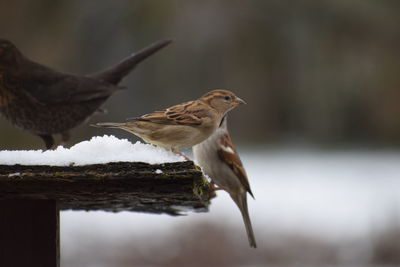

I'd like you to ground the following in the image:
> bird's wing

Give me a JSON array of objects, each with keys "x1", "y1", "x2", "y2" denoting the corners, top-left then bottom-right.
[
  {"x1": 217, "y1": 133, "x2": 254, "y2": 197},
  {"x1": 19, "y1": 66, "x2": 118, "y2": 104},
  {"x1": 128, "y1": 100, "x2": 208, "y2": 126}
]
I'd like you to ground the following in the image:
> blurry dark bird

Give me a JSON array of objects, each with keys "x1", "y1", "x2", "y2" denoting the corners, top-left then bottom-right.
[
  {"x1": 0, "y1": 38, "x2": 171, "y2": 149},
  {"x1": 193, "y1": 116, "x2": 257, "y2": 248}
]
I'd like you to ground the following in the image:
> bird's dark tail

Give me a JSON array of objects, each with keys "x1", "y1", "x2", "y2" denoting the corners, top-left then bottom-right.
[
  {"x1": 90, "y1": 39, "x2": 172, "y2": 85},
  {"x1": 231, "y1": 192, "x2": 257, "y2": 248}
]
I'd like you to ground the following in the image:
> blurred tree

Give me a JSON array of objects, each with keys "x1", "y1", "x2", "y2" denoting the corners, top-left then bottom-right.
[{"x1": 1, "y1": 0, "x2": 400, "y2": 148}]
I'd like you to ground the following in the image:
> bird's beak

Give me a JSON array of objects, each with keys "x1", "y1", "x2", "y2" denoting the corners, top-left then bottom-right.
[{"x1": 235, "y1": 97, "x2": 247, "y2": 105}]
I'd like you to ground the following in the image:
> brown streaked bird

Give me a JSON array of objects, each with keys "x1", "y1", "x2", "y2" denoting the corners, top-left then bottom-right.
[
  {"x1": 192, "y1": 116, "x2": 257, "y2": 248},
  {"x1": 93, "y1": 90, "x2": 245, "y2": 157},
  {"x1": 0, "y1": 38, "x2": 171, "y2": 149}
]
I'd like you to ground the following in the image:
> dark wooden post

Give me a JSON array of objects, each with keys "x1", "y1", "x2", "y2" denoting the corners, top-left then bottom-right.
[
  {"x1": 0, "y1": 161, "x2": 213, "y2": 267},
  {"x1": 0, "y1": 200, "x2": 59, "y2": 267}
]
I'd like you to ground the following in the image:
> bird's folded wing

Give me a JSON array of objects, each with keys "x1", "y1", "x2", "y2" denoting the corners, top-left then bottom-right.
[
  {"x1": 217, "y1": 134, "x2": 254, "y2": 197},
  {"x1": 128, "y1": 101, "x2": 204, "y2": 126},
  {"x1": 20, "y1": 72, "x2": 118, "y2": 104}
]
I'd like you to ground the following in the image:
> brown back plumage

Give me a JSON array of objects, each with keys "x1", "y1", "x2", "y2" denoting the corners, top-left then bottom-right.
[{"x1": 217, "y1": 119, "x2": 254, "y2": 198}]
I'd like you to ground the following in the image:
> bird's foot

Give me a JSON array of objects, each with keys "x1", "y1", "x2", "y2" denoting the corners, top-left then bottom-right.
[
  {"x1": 57, "y1": 132, "x2": 71, "y2": 148},
  {"x1": 38, "y1": 134, "x2": 55, "y2": 150},
  {"x1": 57, "y1": 141, "x2": 66, "y2": 147}
]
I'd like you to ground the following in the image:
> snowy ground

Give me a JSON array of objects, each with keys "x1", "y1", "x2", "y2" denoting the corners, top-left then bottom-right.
[{"x1": 61, "y1": 148, "x2": 400, "y2": 263}]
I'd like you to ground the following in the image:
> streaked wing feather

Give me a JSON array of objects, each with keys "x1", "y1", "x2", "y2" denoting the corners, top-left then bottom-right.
[
  {"x1": 127, "y1": 101, "x2": 204, "y2": 126},
  {"x1": 217, "y1": 134, "x2": 254, "y2": 197}
]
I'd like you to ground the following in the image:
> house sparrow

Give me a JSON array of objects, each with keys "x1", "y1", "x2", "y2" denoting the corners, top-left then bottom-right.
[
  {"x1": 93, "y1": 90, "x2": 245, "y2": 156},
  {"x1": 0, "y1": 38, "x2": 171, "y2": 149},
  {"x1": 192, "y1": 116, "x2": 257, "y2": 248}
]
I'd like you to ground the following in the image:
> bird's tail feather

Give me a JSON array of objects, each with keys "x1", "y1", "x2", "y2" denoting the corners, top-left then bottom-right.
[
  {"x1": 231, "y1": 193, "x2": 257, "y2": 248},
  {"x1": 90, "y1": 39, "x2": 172, "y2": 85},
  {"x1": 91, "y1": 122, "x2": 125, "y2": 128}
]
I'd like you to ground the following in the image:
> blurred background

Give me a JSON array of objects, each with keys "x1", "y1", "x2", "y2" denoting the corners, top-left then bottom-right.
[{"x1": 1, "y1": 1, "x2": 400, "y2": 266}]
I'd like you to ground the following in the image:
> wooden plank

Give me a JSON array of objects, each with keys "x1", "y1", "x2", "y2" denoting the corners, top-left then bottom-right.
[
  {"x1": 0, "y1": 161, "x2": 213, "y2": 215},
  {"x1": 0, "y1": 200, "x2": 59, "y2": 267}
]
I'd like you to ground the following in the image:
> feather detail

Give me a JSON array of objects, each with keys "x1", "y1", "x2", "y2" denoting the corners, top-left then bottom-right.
[
  {"x1": 217, "y1": 133, "x2": 254, "y2": 198},
  {"x1": 127, "y1": 100, "x2": 211, "y2": 126}
]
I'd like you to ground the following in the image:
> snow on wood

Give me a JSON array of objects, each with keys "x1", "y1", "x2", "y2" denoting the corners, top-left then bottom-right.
[
  {"x1": 0, "y1": 135, "x2": 185, "y2": 166},
  {"x1": 0, "y1": 136, "x2": 213, "y2": 215}
]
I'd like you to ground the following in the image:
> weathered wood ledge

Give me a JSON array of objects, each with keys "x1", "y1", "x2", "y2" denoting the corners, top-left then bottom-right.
[{"x1": 0, "y1": 161, "x2": 214, "y2": 215}]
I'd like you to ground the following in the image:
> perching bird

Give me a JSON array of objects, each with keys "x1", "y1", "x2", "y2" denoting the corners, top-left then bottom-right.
[
  {"x1": 93, "y1": 90, "x2": 245, "y2": 156},
  {"x1": 0, "y1": 38, "x2": 171, "y2": 149},
  {"x1": 192, "y1": 115, "x2": 257, "y2": 248}
]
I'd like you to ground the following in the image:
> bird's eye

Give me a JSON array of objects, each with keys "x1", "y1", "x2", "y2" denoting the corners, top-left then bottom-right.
[{"x1": 224, "y1": 96, "x2": 231, "y2": 101}]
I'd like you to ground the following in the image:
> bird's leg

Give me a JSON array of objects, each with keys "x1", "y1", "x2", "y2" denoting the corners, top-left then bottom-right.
[
  {"x1": 58, "y1": 132, "x2": 71, "y2": 147},
  {"x1": 171, "y1": 148, "x2": 192, "y2": 161},
  {"x1": 38, "y1": 134, "x2": 54, "y2": 150}
]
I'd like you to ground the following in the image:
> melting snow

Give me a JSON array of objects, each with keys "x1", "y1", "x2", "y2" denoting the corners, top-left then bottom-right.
[{"x1": 0, "y1": 135, "x2": 185, "y2": 166}]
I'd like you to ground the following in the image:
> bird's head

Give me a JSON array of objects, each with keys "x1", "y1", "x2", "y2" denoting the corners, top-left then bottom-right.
[
  {"x1": 200, "y1": 89, "x2": 246, "y2": 114},
  {"x1": 0, "y1": 39, "x2": 21, "y2": 69}
]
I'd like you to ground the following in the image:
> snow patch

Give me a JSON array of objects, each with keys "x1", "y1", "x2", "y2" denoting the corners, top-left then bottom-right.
[{"x1": 0, "y1": 135, "x2": 185, "y2": 166}]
